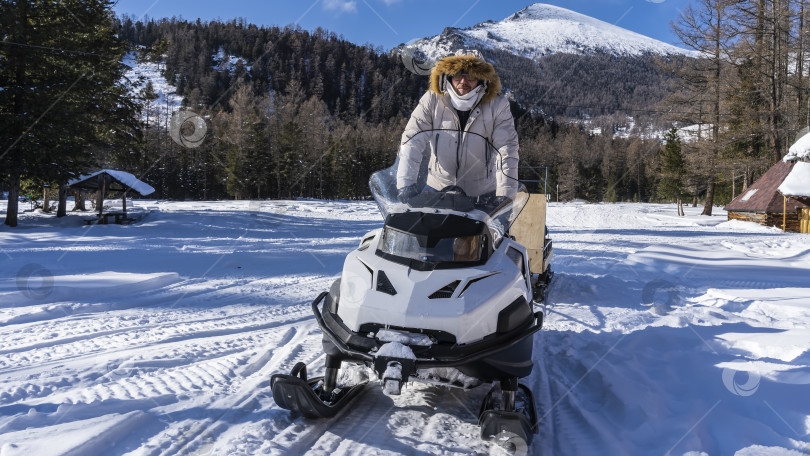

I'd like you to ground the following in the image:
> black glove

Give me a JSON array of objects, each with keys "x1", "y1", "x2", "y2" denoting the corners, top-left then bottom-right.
[
  {"x1": 397, "y1": 184, "x2": 420, "y2": 203},
  {"x1": 491, "y1": 195, "x2": 512, "y2": 211}
]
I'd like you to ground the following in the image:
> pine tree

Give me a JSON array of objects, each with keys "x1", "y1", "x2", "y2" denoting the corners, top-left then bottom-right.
[
  {"x1": 658, "y1": 128, "x2": 687, "y2": 215},
  {"x1": 0, "y1": 0, "x2": 140, "y2": 226}
]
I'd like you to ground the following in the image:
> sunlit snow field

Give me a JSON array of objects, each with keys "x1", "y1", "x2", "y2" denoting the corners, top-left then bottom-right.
[{"x1": 0, "y1": 199, "x2": 808, "y2": 455}]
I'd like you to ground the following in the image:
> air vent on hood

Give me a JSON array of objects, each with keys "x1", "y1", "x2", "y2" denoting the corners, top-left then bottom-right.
[
  {"x1": 376, "y1": 270, "x2": 397, "y2": 295},
  {"x1": 458, "y1": 272, "x2": 499, "y2": 297},
  {"x1": 429, "y1": 280, "x2": 461, "y2": 299}
]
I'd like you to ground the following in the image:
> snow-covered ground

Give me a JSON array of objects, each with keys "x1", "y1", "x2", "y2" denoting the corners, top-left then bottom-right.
[
  {"x1": 1, "y1": 199, "x2": 808, "y2": 455},
  {"x1": 213, "y1": 48, "x2": 248, "y2": 73},
  {"x1": 124, "y1": 53, "x2": 183, "y2": 125}
]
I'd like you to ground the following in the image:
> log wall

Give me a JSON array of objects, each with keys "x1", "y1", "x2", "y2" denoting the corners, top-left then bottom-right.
[{"x1": 728, "y1": 211, "x2": 802, "y2": 232}]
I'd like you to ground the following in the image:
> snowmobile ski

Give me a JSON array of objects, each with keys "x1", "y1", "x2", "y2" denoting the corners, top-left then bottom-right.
[
  {"x1": 271, "y1": 362, "x2": 367, "y2": 419},
  {"x1": 478, "y1": 382, "x2": 538, "y2": 446}
]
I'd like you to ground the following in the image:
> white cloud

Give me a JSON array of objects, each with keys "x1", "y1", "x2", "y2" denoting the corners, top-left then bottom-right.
[
  {"x1": 381, "y1": 0, "x2": 401, "y2": 5},
  {"x1": 323, "y1": 0, "x2": 357, "y2": 13},
  {"x1": 645, "y1": 0, "x2": 667, "y2": 3}
]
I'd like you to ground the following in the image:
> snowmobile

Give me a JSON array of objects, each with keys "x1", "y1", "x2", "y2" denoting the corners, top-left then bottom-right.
[{"x1": 272, "y1": 143, "x2": 553, "y2": 447}]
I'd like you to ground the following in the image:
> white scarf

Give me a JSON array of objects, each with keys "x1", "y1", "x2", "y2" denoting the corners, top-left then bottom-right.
[{"x1": 445, "y1": 76, "x2": 486, "y2": 111}]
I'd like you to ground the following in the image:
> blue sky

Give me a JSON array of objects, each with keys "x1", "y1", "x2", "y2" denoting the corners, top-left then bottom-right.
[{"x1": 112, "y1": 0, "x2": 692, "y2": 51}]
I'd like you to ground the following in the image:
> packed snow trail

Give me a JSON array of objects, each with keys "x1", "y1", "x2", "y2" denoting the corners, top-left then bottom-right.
[{"x1": 1, "y1": 200, "x2": 809, "y2": 455}]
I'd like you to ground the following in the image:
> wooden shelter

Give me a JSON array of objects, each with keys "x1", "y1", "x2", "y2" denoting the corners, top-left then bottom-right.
[
  {"x1": 725, "y1": 160, "x2": 810, "y2": 232},
  {"x1": 778, "y1": 161, "x2": 810, "y2": 233},
  {"x1": 67, "y1": 169, "x2": 155, "y2": 224}
]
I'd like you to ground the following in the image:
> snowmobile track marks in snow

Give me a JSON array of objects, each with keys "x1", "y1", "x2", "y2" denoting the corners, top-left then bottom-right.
[{"x1": 150, "y1": 322, "x2": 325, "y2": 455}]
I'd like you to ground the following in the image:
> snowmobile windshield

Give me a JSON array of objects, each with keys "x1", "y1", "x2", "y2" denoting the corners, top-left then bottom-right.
[
  {"x1": 375, "y1": 208, "x2": 492, "y2": 270},
  {"x1": 379, "y1": 227, "x2": 485, "y2": 265},
  {"x1": 369, "y1": 148, "x2": 529, "y2": 240}
]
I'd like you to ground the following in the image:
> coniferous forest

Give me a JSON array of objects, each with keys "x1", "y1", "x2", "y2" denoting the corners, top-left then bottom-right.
[
  {"x1": 3, "y1": 1, "x2": 809, "y2": 226},
  {"x1": 111, "y1": 16, "x2": 682, "y2": 205}
]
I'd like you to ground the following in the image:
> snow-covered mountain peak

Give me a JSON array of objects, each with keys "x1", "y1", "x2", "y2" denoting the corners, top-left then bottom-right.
[
  {"x1": 506, "y1": 3, "x2": 595, "y2": 22},
  {"x1": 406, "y1": 3, "x2": 694, "y2": 61}
]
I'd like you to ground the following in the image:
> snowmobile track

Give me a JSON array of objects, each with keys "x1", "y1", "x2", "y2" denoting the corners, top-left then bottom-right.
[{"x1": 151, "y1": 321, "x2": 325, "y2": 456}]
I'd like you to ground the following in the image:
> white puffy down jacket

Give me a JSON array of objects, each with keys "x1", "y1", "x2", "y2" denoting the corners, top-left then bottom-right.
[{"x1": 396, "y1": 90, "x2": 519, "y2": 197}]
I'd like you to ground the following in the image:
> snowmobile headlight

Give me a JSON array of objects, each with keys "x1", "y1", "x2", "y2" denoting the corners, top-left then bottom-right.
[{"x1": 452, "y1": 235, "x2": 481, "y2": 262}]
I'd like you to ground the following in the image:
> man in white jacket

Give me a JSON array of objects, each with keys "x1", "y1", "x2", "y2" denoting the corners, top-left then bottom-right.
[{"x1": 396, "y1": 51, "x2": 519, "y2": 203}]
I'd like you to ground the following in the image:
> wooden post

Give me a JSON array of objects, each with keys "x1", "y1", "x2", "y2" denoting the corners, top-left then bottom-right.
[
  {"x1": 73, "y1": 189, "x2": 86, "y2": 211},
  {"x1": 97, "y1": 174, "x2": 105, "y2": 218},
  {"x1": 783, "y1": 195, "x2": 787, "y2": 232},
  {"x1": 57, "y1": 185, "x2": 67, "y2": 217},
  {"x1": 122, "y1": 192, "x2": 127, "y2": 217}
]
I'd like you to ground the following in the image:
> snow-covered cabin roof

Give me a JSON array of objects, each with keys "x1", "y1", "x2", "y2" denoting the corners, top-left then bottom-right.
[
  {"x1": 785, "y1": 133, "x2": 810, "y2": 162},
  {"x1": 68, "y1": 169, "x2": 155, "y2": 196},
  {"x1": 725, "y1": 161, "x2": 809, "y2": 213},
  {"x1": 778, "y1": 161, "x2": 810, "y2": 197}
]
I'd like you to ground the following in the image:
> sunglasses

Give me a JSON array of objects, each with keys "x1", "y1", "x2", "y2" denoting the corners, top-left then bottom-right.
[{"x1": 451, "y1": 73, "x2": 479, "y2": 82}]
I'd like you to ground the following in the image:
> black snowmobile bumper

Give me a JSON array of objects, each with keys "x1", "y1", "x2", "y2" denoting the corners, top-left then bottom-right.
[{"x1": 311, "y1": 291, "x2": 543, "y2": 380}]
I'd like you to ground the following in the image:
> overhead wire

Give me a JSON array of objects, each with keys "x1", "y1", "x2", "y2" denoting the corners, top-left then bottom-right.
[
  {"x1": 0, "y1": 40, "x2": 103, "y2": 57},
  {"x1": 530, "y1": 101, "x2": 810, "y2": 120}
]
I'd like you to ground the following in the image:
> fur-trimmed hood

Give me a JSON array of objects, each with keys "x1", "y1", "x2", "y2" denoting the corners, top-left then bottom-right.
[{"x1": 430, "y1": 54, "x2": 501, "y2": 105}]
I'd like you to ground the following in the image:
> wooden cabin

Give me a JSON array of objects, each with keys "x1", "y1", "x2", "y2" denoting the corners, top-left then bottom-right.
[
  {"x1": 778, "y1": 161, "x2": 810, "y2": 233},
  {"x1": 725, "y1": 160, "x2": 810, "y2": 232}
]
